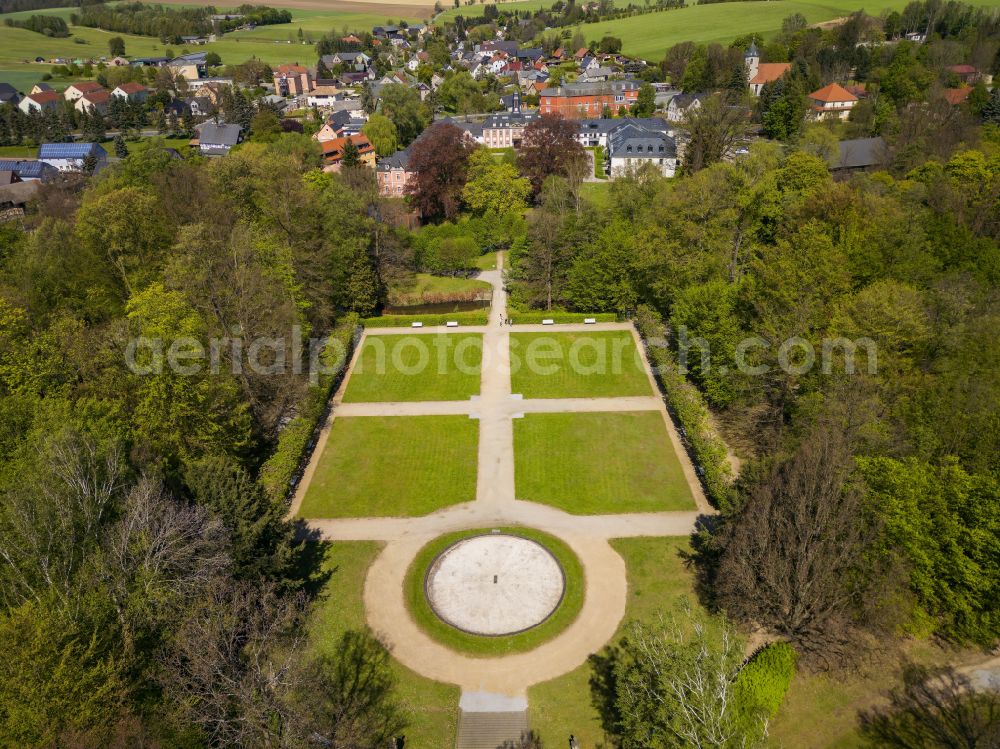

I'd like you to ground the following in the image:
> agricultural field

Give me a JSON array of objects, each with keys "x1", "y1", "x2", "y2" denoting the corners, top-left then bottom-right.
[
  {"x1": 296, "y1": 414, "x2": 479, "y2": 517},
  {"x1": 509, "y1": 330, "x2": 652, "y2": 399},
  {"x1": 514, "y1": 411, "x2": 696, "y2": 513},
  {"x1": 437, "y1": 0, "x2": 998, "y2": 60},
  {"x1": 343, "y1": 332, "x2": 483, "y2": 402},
  {"x1": 0, "y1": 3, "x2": 429, "y2": 92}
]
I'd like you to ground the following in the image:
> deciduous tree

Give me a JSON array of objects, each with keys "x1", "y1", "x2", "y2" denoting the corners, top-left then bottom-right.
[{"x1": 405, "y1": 122, "x2": 475, "y2": 219}]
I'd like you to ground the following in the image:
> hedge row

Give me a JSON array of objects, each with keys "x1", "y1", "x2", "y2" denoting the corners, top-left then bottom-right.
[
  {"x1": 362, "y1": 310, "x2": 490, "y2": 328},
  {"x1": 633, "y1": 304, "x2": 734, "y2": 508},
  {"x1": 510, "y1": 311, "x2": 618, "y2": 324},
  {"x1": 260, "y1": 314, "x2": 360, "y2": 503},
  {"x1": 734, "y1": 642, "x2": 797, "y2": 738}
]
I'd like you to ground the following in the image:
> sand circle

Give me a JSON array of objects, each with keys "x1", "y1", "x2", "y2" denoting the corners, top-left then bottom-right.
[{"x1": 425, "y1": 534, "x2": 566, "y2": 636}]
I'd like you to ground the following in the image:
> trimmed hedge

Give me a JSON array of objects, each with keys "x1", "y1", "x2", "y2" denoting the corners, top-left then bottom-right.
[
  {"x1": 260, "y1": 314, "x2": 360, "y2": 502},
  {"x1": 734, "y1": 642, "x2": 797, "y2": 737},
  {"x1": 509, "y1": 311, "x2": 618, "y2": 324},
  {"x1": 362, "y1": 310, "x2": 489, "y2": 327},
  {"x1": 633, "y1": 304, "x2": 734, "y2": 508}
]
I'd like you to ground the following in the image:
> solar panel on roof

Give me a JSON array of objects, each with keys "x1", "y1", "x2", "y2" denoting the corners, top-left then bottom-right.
[{"x1": 39, "y1": 143, "x2": 102, "y2": 158}]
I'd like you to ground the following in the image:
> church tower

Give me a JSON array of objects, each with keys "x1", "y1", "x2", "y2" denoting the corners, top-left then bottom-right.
[{"x1": 744, "y1": 41, "x2": 760, "y2": 83}]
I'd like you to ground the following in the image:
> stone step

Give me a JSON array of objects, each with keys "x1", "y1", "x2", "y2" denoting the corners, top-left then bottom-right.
[{"x1": 455, "y1": 710, "x2": 529, "y2": 749}]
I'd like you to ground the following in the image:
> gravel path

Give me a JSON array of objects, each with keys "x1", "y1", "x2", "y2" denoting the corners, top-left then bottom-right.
[{"x1": 290, "y1": 252, "x2": 714, "y2": 696}]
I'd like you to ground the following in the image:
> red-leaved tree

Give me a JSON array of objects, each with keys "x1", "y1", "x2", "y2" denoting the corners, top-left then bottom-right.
[
  {"x1": 405, "y1": 122, "x2": 475, "y2": 219},
  {"x1": 516, "y1": 113, "x2": 588, "y2": 194}
]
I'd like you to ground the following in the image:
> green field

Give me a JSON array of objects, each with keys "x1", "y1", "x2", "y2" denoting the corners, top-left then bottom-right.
[
  {"x1": 387, "y1": 273, "x2": 492, "y2": 306},
  {"x1": 509, "y1": 330, "x2": 652, "y2": 399},
  {"x1": 343, "y1": 333, "x2": 483, "y2": 402},
  {"x1": 0, "y1": 5, "x2": 427, "y2": 91},
  {"x1": 403, "y1": 527, "x2": 585, "y2": 656},
  {"x1": 307, "y1": 541, "x2": 459, "y2": 747},
  {"x1": 297, "y1": 415, "x2": 478, "y2": 517},
  {"x1": 529, "y1": 537, "x2": 703, "y2": 745},
  {"x1": 514, "y1": 411, "x2": 696, "y2": 513},
  {"x1": 438, "y1": 0, "x2": 995, "y2": 60}
]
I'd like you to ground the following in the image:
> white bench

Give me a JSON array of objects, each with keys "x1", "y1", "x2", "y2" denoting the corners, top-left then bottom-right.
[
  {"x1": 542, "y1": 319, "x2": 554, "y2": 325},
  {"x1": 584, "y1": 317, "x2": 596, "y2": 324},
  {"x1": 446, "y1": 321, "x2": 459, "y2": 327},
  {"x1": 411, "y1": 322, "x2": 423, "y2": 328}
]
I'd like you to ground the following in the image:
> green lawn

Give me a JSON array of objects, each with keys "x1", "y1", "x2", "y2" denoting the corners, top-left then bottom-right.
[
  {"x1": 297, "y1": 415, "x2": 478, "y2": 517},
  {"x1": 514, "y1": 411, "x2": 696, "y2": 513},
  {"x1": 387, "y1": 273, "x2": 492, "y2": 306},
  {"x1": 307, "y1": 541, "x2": 459, "y2": 747},
  {"x1": 509, "y1": 330, "x2": 652, "y2": 399},
  {"x1": 473, "y1": 251, "x2": 498, "y2": 271},
  {"x1": 581, "y1": 180, "x2": 612, "y2": 208},
  {"x1": 529, "y1": 537, "x2": 702, "y2": 745},
  {"x1": 403, "y1": 527, "x2": 585, "y2": 656},
  {"x1": 0, "y1": 144, "x2": 37, "y2": 158},
  {"x1": 343, "y1": 333, "x2": 483, "y2": 402}
]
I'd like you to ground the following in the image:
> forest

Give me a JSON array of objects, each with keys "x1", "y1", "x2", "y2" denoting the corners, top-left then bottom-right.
[{"x1": 73, "y1": 2, "x2": 291, "y2": 42}]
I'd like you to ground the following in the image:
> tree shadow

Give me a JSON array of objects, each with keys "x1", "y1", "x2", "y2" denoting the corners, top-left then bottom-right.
[
  {"x1": 291, "y1": 526, "x2": 335, "y2": 598},
  {"x1": 588, "y1": 644, "x2": 622, "y2": 739}
]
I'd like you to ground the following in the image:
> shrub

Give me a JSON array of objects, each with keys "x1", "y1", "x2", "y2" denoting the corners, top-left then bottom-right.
[
  {"x1": 734, "y1": 642, "x2": 797, "y2": 738},
  {"x1": 634, "y1": 304, "x2": 734, "y2": 508},
  {"x1": 362, "y1": 310, "x2": 489, "y2": 327},
  {"x1": 259, "y1": 314, "x2": 359, "y2": 502},
  {"x1": 508, "y1": 311, "x2": 617, "y2": 324}
]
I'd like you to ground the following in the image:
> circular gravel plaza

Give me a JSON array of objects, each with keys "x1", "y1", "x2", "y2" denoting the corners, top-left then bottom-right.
[{"x1": 425, "y1": 533, "x2": 566, "y2": 636}]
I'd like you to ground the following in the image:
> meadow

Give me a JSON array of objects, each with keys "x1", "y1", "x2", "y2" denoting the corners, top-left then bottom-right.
[
  {"x1": 514, "y1": 411, "x2": 696, "y2": 513},
  {"x1": 296, "y1": 415, "x2": 479, "y2": 517},
  {"x1": 343, "y1": 332, "x2": 484, "y2": 402},
  {"x1": 509, "y1": 330, "x2": 652, "y2": 399},
  {"x1": 437, "y1": 0, "x2": 999, "y2": 60},
  {"x1": 0, "y1": 3, "x2": 428, "y2": 91}
]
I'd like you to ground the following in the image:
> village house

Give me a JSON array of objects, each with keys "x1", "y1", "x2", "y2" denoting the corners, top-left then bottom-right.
[
  {"x1": 948, "y1": 64, "x2": 979, "y2": 85},
  {"x1": 29, "y1": 83, "x2": 53, "y2": 95},
  {"x1": 807, "y1": 82, "x2": 858, "y2": 121},
  {"x1": 75, "y1": 90, "x2": 111, "y2": 115},
  {"x1": 0, "y1": 83, "x2": 19, "y2": 106},
  {"x1": 111, "y1": 82, "x2": 149, "y2": 103},
  {"x1": 304, "y1": 84, "x2": 343, "y2": 107},
  {"x1": 540, "y1": 80, "x2": 640, "y2": 117},
  {"x1": 745, "y1": 43, "x2": 791, "y2": 96},
  {"x1": 322, "y1": 52, "x2": 371, "y2": 72},
  {"x1": 195, "y1": 122, "x2": 244, "y2": 156},
  {"x1": 665, "y1": 93, "x2": 704, "y2": 123},
  {"x1": 376, "y1": 146, "x2": 413, "y2": 196},
  {"x1": 313, "y1": 110, "x2": 355, "y2": 142},
  {"x1": 167, "y1": 52, "x2": 209, "y2": 81},
  {"x1": 273, "y1": 64, "x2": 313, "y2": 97},
  {"x1": 321, "y1": 134, "x2": 376, "y2": 171},
  {"x1": 0, "y1": 159, "x2": 58, "y2": 182},
  {"x1": 38, "y1": 142, "x2": 107, "y2": 173},
  {"x1": 63, "y1": 81, "x2": 105, "y2": 102},
  {"x1": 18, "y1": 90, "x2": 60, "y2": 114},
  {"x1": 944, "y1": 87, "x2": 973, "y2": 106}
]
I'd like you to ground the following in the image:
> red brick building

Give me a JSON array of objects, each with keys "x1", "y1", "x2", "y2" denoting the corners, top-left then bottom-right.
[{"x1": 539, "y1": 81, "x2": 640, "y2": 118}]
